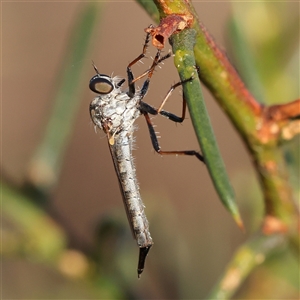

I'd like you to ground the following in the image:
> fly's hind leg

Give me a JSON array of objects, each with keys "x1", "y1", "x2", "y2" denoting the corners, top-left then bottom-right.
[{"x1": 140, "y1": 77, "x2": 205, "y2": 163}]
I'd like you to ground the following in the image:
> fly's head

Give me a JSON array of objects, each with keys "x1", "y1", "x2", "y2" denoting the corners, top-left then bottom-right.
[
  {"x1": 89, "y1": 64, "x2": 134, "y2": 141},
  {"x1": 89, "y1": 73, "x2": 121, "y2": 128}
]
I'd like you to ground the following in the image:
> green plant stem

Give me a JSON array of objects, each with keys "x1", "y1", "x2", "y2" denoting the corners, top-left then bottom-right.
[{"x1": 208, "y1": 233, "x2": 286, "y2": 299}]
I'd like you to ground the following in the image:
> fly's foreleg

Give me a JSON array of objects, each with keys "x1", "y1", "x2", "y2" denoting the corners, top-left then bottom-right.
[
  {"x1": 127, "y1": 26, "x2": 172, "y2": 99},
  {"x1": 127, "y1": 26, "x2": 153, "y2": 98}
]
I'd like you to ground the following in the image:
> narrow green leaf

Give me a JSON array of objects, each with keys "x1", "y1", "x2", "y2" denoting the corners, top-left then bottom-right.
[
  {"x1": 135, "y1": 0, "x2": 159, "y2": 24},
  {"x1": 27, "y1": 4, "x2": 101, "y2": 193},
  {"x1": 171, "y1": 29, "x2": 244, "y2": 229}
]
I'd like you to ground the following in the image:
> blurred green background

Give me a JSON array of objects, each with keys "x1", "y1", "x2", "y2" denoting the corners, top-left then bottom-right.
[{"x1": 2, "y1": 1, "x2": 299, "y2": 299}]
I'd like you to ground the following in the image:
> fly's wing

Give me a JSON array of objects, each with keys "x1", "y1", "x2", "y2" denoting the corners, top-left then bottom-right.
[{"x1": 107, "y1": 139, "x2": 137, "y2": 240}]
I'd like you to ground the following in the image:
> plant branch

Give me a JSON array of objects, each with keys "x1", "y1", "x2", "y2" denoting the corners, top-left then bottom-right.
[
  {"x1": 138, "y1": 0, "x2": 300, "y2": 239},
  {"x1": 208, "y1": 233, "x2": 287, "y2": 299}
]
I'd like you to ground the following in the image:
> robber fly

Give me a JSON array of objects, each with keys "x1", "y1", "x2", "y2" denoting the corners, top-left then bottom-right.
[{"x1": 89, "y1": 27, "x2": 204, "y2": 278}]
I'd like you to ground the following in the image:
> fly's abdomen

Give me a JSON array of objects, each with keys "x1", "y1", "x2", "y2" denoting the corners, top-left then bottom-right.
[{"x1": 110, "y1": 131, "x2": 153, "y2": 248}]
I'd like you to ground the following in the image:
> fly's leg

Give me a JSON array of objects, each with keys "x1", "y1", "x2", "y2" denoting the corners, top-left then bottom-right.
[
  {"x1": 128, "y1": 50, "x2": 172, "y2": 99},
  {"x1": 133, "y1": 51, "x2": 171, "y2": 85},
  {"x1": 157, "y1": 77, "x2": 192, "y2": 122},
  {"x1": 127, "y1": 25, "x2": 172, "y2": 98},
  {"x1": 143, "y1": 112, "x2": 205, "y2": 162},
  {"x1": 140, "y1": 77, "x2": 205, "y2": 163},
  {"x1": 137, "y1": 51, "x2": 171, "y2": 97},
  {"x1": 155, "y1": 67, "x2": 201, "y2": 120},
  {"x1": 127, "y1": 26, "x2": 153, "y2": 98}
]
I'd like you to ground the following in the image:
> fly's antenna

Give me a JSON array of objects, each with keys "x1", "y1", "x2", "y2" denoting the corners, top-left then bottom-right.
[{"x1": 92, "y1": 60, "x2": 100, "y2": 74}]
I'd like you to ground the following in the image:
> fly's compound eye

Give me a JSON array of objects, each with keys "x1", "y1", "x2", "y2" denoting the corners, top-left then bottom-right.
[{"x1": 89, "y1": 76, "x2": 114, "y2": 94}]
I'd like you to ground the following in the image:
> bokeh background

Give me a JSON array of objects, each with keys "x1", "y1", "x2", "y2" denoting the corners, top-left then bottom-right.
[{"x1": 2, "y1": 1, "x2": 299, "y2": 299}]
